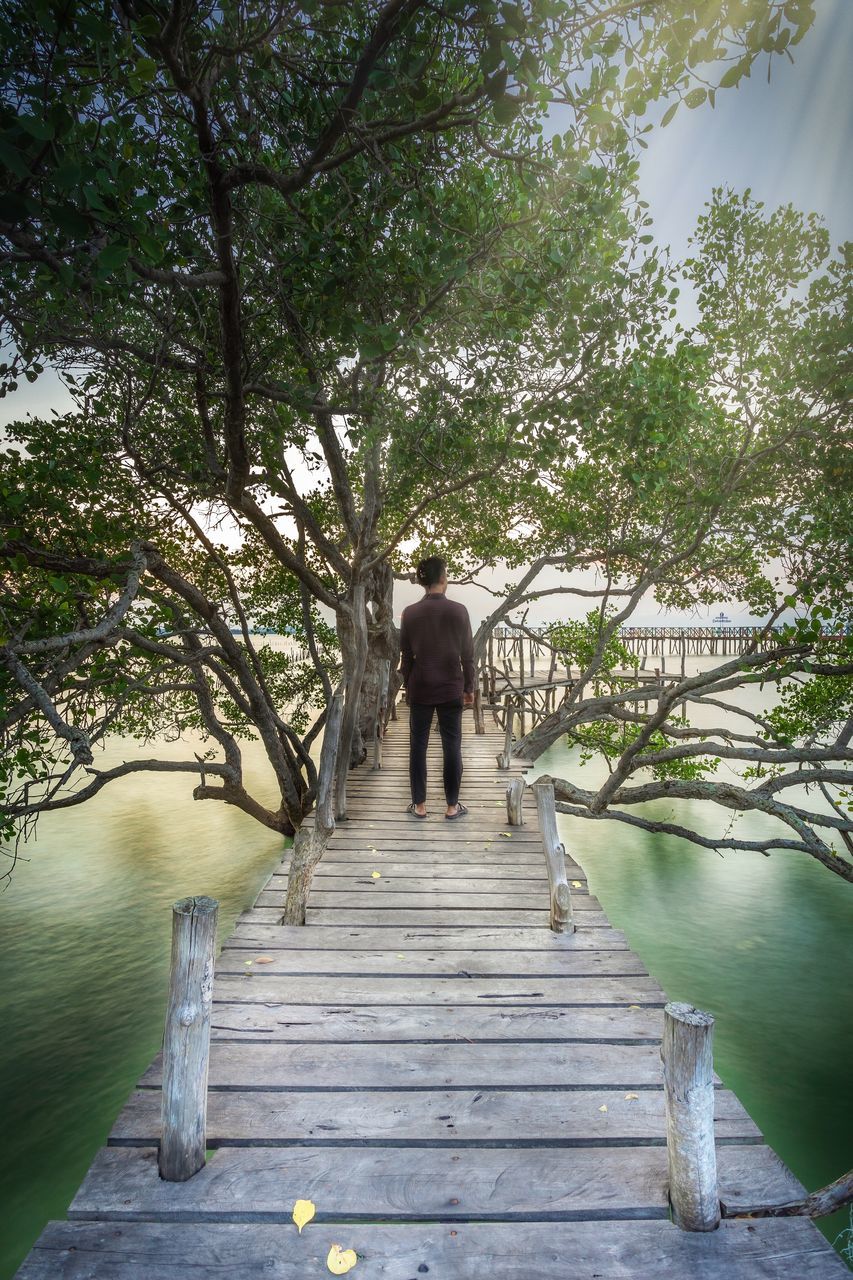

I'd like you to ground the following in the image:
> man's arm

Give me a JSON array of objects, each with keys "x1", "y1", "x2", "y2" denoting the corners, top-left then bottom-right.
[
  {"x1": 460, "y1": 606, "x2": 475, "y2": 697},
  {"x1": 399, "y1": 608, "x2": 413, "y2": 689}
]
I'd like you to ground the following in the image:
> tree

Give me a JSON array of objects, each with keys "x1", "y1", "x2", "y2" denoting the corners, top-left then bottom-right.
[
  {"x1": 447, "y1": 191, "x2": 852, "y2": 881},
  {"x1": 0, "y1": 0, "x2": 825, "y2": 911}
]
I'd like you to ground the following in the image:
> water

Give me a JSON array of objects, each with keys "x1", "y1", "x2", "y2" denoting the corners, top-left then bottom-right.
[{"x1": 2, "y1": 677, "x2": 851, "y2": 1275}]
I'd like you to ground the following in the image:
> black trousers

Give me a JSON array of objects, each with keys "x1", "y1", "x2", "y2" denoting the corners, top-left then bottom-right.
[{"x1": 408, "y1": 699, "x2": 464, "y2": 807}]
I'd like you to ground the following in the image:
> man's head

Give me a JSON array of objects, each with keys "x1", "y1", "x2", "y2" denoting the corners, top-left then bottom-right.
[{"x1": 416, "y1": 556, "x2": 447, "y2": 593}]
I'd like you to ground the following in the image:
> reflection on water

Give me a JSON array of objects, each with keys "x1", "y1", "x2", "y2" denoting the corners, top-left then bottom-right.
[{"x1": 1, "y1": 668, "x2": 852, "y2": 1275}]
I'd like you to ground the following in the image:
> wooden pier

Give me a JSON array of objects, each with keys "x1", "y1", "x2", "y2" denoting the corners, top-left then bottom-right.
[{"x1": 15, "y1": 706, "x2": 848, "y2": 1277}]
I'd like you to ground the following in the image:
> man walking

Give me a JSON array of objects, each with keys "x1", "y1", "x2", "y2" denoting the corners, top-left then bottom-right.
[{"x1": 399, "y1": 556, "x2": 475, "y2": 820}]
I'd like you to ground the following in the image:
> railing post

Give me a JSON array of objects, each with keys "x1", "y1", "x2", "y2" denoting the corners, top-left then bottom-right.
[
  {"x1": 533, "y1": 781, "x2": 574, "y2": 933},
  {"x1": 496, "y1": 697, "x2": 515, "y2": 769},
  {"x1": 662, "y1": 1001, "x2": 721, "y2": 1231},
  {"x1": 159, "y1": 895, "x2": 218, "y2": 1181},
  {"x1": 506, "y1": 777, "x2": 525, "y2": 825}
]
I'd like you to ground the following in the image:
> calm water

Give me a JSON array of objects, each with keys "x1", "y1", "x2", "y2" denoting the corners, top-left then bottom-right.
[{"x1": 2, "y1": 677, "x2": 852, "y2": 1275}]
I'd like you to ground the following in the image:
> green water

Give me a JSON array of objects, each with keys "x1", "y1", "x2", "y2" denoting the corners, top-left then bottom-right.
[{"x1": 2, "y1": 702, "x2": 852, "y2": 1275}]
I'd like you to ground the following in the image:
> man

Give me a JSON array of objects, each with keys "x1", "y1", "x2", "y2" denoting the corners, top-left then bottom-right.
[{"x1": 398, "y1": 556, "x2": 475, "y2": 820}]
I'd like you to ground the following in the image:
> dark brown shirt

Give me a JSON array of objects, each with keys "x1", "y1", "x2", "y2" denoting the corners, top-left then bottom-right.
[{"x1": 399, "y1": 593, "x2": 476, "y2": 704}]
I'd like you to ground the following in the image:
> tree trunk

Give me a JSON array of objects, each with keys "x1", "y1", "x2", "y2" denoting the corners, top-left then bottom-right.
[
  {"x1": 282, "y1": 690, "x2": 343, "y2": 924},
  {"x1": 355, "y1": 557, "x2": 400, "y2": 765},
  {"x1": 335, "y1": 582, "x2": 369, "y2": 819},
  {"x1": 513, "y1": 703, "x2": 576, "y2": 760}
]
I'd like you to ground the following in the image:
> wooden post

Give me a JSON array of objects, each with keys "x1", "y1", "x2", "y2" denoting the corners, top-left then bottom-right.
[
  {"x1": 159, "y1": 895, "x2": 218, "y2": 1181},
  {"x1": 506, "y1": 777, "x2": 525, "y2": 825},
  {"x1": 533, "y1": 782, "x2": 574, "y2": 933},
  {"x1": 662, "y1": 1001, "x2": 721, "y2": 1232},
  {"x1": 496, "y1": 699, "x2": 515, "y2": 769}
]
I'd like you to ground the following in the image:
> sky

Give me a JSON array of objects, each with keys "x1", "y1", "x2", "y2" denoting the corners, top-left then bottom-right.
[{"x1": 3, "y1": 1, "x2": 851, "y2": 629}]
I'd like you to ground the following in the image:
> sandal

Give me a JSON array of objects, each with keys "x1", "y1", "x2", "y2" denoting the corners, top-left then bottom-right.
[
  {"x1": 406, "y1": 802, "x2": 429, "y2": 820},
  {"x1": 445, "y1": 802, "x2": 469, "y2": 821}
]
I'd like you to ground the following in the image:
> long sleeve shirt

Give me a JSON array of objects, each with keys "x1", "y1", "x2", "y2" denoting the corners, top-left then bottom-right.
[{"x1": 399, "y1": 593, "x2": 476, "y2": 704}]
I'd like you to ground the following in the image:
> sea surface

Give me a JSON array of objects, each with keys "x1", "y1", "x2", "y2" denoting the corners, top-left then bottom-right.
[{"x1": 1, "y1": 663, "x2": 851, "y2": 1275}]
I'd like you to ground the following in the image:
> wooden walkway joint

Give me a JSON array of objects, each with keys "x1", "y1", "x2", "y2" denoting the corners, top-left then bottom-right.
[{"x1": 15, "y1": 706, "x2": 848, "y2": 1277}]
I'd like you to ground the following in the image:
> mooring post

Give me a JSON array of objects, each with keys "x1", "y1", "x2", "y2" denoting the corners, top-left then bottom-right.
[
  {"x1": 506, "y1": 777, "x2": 525, "y2": 825},
  {"x1": 496, "y1": 697, "x2": 515, "y2": 769},
  {"x1": 662, "y1": 1001, "x2": 721, "y2": 1231},
  {"x1": 533, "y1": 781, "x2": 574, "y2": 933},
  {"x1": 159, "y1": 895, "x2": 218, "y2": 1181}
]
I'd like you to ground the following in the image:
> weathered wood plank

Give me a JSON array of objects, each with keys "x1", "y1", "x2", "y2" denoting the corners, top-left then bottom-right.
[
  {"x1": 23, "y1": 1218, "x2": 849, "y2": 1280},
  {"x1": 215, "y1": 949, "x2": 644, "y2": 977},
  {"x1": 268, "y1": 875, "x2": 567, "y2": 896},
  {"x1": 139, "y1": 1040, "x2": 674, "y2": 1089},
  {"x1": 277, "y1": 860, "x2": 586, "y2": 880},
  {"x1": 68, "y1": 1143, "x2": 805, "y2": 1222},
  {"x1": 206, "y1": 1003, "x2": 665, "y2": 1043},
  {"x1": 111, "y1": 1084, "x2": 760, "y2": 1143},
  {"x1": 207, "y1": 973, "x2": 667, "y2": 1006},
  {"x1": 246, "y1": 907, "x2": 612, "y2": 926},
  {"x1": 258, "y1": 891, "x2": 599, "y2": 909},
  {"x1": 223, "y1": 924, "x2": 625, "y2": 951}
]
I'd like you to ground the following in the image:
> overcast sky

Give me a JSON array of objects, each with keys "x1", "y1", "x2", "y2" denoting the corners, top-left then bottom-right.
[{"x1": 4, "y1": 1, "x2": 850, "y2": 628}]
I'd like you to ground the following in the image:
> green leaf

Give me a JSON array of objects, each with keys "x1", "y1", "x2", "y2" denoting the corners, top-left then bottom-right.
[{"x1": 660, "y1": 102, "x2": 678, "y2": 128}]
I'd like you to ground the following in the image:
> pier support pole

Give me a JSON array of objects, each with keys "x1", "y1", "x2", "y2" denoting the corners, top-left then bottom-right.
[
  {"x1": 496, "y1": 698, "x2": 515, "y2": 769},
  {"x1": 662, "y1": 1001, "x2": 721, "y2": 1231},
  {"x1": 533, "y1": 781, "x2": 574, "y2": 933},
  {"x1": 159, "y1": 895, "x2": 218, "y2": 1182},
  {"x1": 506, "y1": 777, "x2": 525, "y2": 826}
]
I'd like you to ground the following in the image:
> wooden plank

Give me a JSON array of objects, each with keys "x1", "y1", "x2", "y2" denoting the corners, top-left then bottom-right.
[
  {"x1": 268, "y1": 875, "x2": 579, "y2": 896},
  {"x1": 207, "y1": 1002, "x2": 666, "y2": 1043},
  {"x1": 257, "y1": 891, "x2": 600, "y2": 909},
  {"x1": 21, "y1": 1218, "x2": 848, "y2": 1279},
  {"x1": 253, "y1": 908, "x2": 613, "y2": 927},
  {"x1": 215, "y1": 949, "x2": 644, "y2": 976},
  {"x1": 222, "y1": 924, "x2": 626, "y2": 951},
  {"x1": 110, "y1": 1084, "x2": 760, "y2": 1143},
  {"x1": 281, "y1": 861, "x2": 586, "y2": 880},
  {"x1": 139, "y1": 1040, "x2": 673, "y2": 1089},
  {"x1": 68, "y1": 1143, "x2": 806, "y2": 1222},
  {"x1": 207, "y1": 973, "x2": 666, "y2": 1005}
]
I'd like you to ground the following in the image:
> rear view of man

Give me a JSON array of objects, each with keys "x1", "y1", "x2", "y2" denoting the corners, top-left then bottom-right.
[{"x1": 399, "y1": 556, "x2": 475, "y2": 820}]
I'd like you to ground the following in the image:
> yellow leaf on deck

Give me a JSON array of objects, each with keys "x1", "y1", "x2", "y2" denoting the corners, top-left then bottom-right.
[
  {"x1": 244, "y1": 960, "x2": 253, "y2": 966},
  {"x1": 624, "y1": 1093, "x2": 639, "y2": 1101},
  {"x1": 396, "y1": 954, "x2": 405, "y2": 959},
  {"x1": 571, "y1": 881, "x2": 582, "y2": 888},
  {"x1": 598, "y1": 1104, "x2": 608, "y2": 1112},
  {"x1": 254, "y1": 956, "x2": 275, "y2": 964},
  {"x1": 627, "y1": 1004, "x2": 641, "y2": 1010},
  {"x1": 327, "y1": 1244, "x2": 357, "y2": 1274},
  {"x1": 499, "y1": 832, "x2": 512, "y2": 838},
  {"x1": 371, "y1": 871, "x2": 381, "y2": 879},
  {"x1": 292, "y1": 1199, "x2": 315, "y2": 1233}
]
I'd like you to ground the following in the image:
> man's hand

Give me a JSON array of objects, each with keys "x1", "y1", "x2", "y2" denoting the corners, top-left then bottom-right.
[{"x1": 463, "y1": 692, "x2": 475, "y2": 707}]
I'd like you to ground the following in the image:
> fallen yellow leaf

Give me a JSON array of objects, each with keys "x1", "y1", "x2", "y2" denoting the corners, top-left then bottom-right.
[
  {"x1": 571, "y1": 880, "x2": 582, "y2": 888},
  {"x1": 396, "y1": 953, "x2": 405, "y2": 959},
  {"x1": 327, "y1": 1244, "x2": 357, "y2": 1274},
  {"x1": 371, "y1": 871, "x2": 381, "y2": 879},
  {"x1": 254, "y1": 956, "x2": 275, "y2": 964},
  {"x1": 627, "y1": 1004, "x2": 641, "y2": 1010},
  {"x1": 292, "y1": 1199, "x2": 315, "y2": 1233},
  {"x1": 244, "y1": 960, "x2": 253, "y2": 966},
  {"x1": 499, "y1": 832, "x2": 512, "y2": 838},
  {"x1": 624, "y1": 1093, "x2": 639, "y2": 1101},
  {"x1": 598, "y1": 1104, "x2": 608, "y2": 1113}
]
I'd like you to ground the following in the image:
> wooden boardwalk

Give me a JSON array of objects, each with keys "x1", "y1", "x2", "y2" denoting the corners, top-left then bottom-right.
[{"x1": 16, "y1": 707, "x2": 848, "y2": 1277}]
